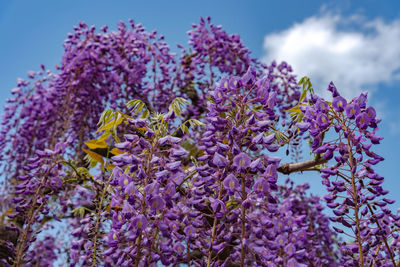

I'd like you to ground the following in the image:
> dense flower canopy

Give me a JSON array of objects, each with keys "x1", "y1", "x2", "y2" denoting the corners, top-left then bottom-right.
[{"x1": 0, "y1": 17, "x2": 398, "y2": 267}]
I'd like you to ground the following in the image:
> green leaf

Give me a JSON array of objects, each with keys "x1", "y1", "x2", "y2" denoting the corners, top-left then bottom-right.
[
  {"x1": 169, "y1": 97, "x2": 189, "y2": 118},
  {"x1": 110, "y1": 147, "x2": 123, "y2": 155},
  {"x1": 97, "y1": 115, "x2": 123, "y2": 132},
  {"x1": 285, "y1": 104, "x2": 305, "y2": 113},
  {"x1": 72, "y1": 207, "x2": 86, "y2": 217},
  {"x1": 72, "y1": 206, "x2": 94, "y2": 217},
  {"x1": 135, "y1": 102, "x2": 144, "y2": 114},
  {"x1": 141, "y1": 109, "x2": 150, "y2": 119},
  {"x1": 173, "y1": 105, "x2": 181, "y2": 117},
  {"x1": 126, "y1": 99, "x2": 140, "y2": 108},
  {"x1": 82, "y1": 148, "x2": 104, "y2": 167},
  {"x1": 298, "y1": 76, "x2": 314, "y2": 94},
  {"x1": 299, "y1": 89, "x2": 307, "y2": 103},
  {"x1": 179, "y1": 123, "x2": 189, "y2": 134},
  {"x1": 297, "y1": 76, "x2": 306, "y2": 85},
  {"x1": 253, "y1": 105, "x2": 263, "y2": 111},
  {"x1": 226, "y1": 200, "x2": 239, "y2": 209},
  {"x1": 126, "y1": 99, "x2": 148, "y2": 115},
  {"x1": 187, "y1": 119, "x2": 205, "y2": 127},
  {"x1": 98, "y1": 110, "x2": 113, "y2": 127},
  {"x1": 98, "y1": 131, "x2": 111, "y2": 141},
  {"x1": 85, "y1": 139, "x2": 108, "y2": 149},
  {"x1": 76, "y1": 167, "x2": 93, "y2": 179}
]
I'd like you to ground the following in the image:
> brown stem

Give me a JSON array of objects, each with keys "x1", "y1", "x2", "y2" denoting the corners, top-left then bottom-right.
[
  {"x1": 91, "y1": 128, "x2": 118, "y2": 266},
  {"x1": 207, "y1": 216, "x2": 218, "y2": 267},
  {"x1": 366, "y1": 204, "x2": 396, "y2": 266},
  {"x1": 14, "y1": 161, "x2": 62, "y2": 267},
  {"x1": 277, "y1": 157, "x2": 327, "y2": 175},
  {"x1": 346, "y1": 136, "x2": 364, "y2": 266},
  {"x1": 240, "y1": 175, "x2": 246, "y2": 267},
  {"x1": 146, "y1": 211, "x2": 165, "y2": 264},
  {"x1": 90, "y1": 173, "x2": 114, "y2": 267},
  {"x1": 135, "y1": 140, "x2": 155, "y2": 266},
  {"x1": 207, "y1": 179, "x2": 223, "y2": 267},
  {"x1": 134, "y1": 234, "x2": 143, "y2": 267}
]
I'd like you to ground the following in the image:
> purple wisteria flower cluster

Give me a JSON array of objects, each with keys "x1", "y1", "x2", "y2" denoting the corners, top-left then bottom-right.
[
  {"x1": 0, "y1": 17, "x2": 398, "y2": 267},
  {"x1": 298, "y1": 82, "x2": 399, "y2": 266}
]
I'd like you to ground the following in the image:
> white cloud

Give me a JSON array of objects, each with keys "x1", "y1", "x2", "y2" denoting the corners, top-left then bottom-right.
[{"x1": 262, "y1": 15, "x2": 400, "y2": 99}]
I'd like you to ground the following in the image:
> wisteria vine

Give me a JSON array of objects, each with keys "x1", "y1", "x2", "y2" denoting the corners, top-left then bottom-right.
[{"x1": 0, "y1": 17, "x2": 398, "y2": 267}]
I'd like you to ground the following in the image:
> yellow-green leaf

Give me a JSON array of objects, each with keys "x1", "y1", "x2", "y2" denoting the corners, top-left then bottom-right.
[
  {"x1": 98, "y1": 131, "x2": 111, "y2": 141},
  {"x1": 0, "y1": 207, "x2": 13, "y2": 223},
  {"x1": 82, "y1": 148, "x2": 104, "y2": 166},
  {"x1": 106, "y1": 164, "x2": 116, "y2": 170},
  {"x1": 110, "y1": 147, "x2": 124, "y2": 155},
  {"x1": 97, "y1": 116, "x2": 123, "y2": 132},
  {"x1": 299, "y1": 90, "x2": 307, "y2": 103},
  {"x1": 85, "y1": 139, "x2": 108, "y2": 149},
  {"x1": 285, "y1": 104, "x2": 305, "y2": 113},
  {"x1": 141, "y1": 109, "x2": 150, "y2": 119},
  {"x1": 181, "y1": 124, "x2": 189, "y2": 134}
]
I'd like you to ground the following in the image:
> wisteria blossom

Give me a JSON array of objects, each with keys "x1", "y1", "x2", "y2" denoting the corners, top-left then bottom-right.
[{"x1": 0, "y1": 18, "x2": 398, "y2": 267}]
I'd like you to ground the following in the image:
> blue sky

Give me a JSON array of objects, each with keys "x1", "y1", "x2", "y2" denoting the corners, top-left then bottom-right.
[{"x1": 0, "y1": 0, "x2": 400, "y2": 207}]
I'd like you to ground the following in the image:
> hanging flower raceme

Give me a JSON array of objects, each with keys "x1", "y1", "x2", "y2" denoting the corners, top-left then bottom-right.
[
  {"x1": 5, "y1": 138, "x2": 73, "y2": 266},
  {"x1": 183, "y1": 68, "x2": 314, "y2": 266},
  {"x1": 67, "y1": 98, "x2": 205, "y2": 266},
  {"x1": 177, "y1": 16, "x2": 261, "y2": 114},
  {"x1": 296, "y1": 81, "x2": 400, "y2": 266},
  {"x1": 177, "y1": 18, "x2": 301, "y2": 124}
]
